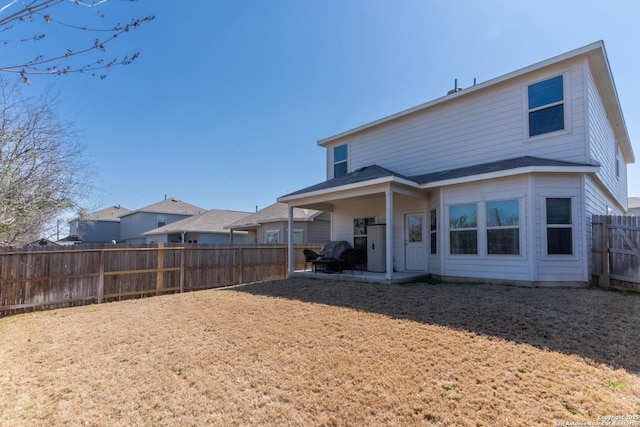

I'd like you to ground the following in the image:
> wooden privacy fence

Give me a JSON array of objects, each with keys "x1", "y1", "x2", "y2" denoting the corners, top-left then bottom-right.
[
  {"x1": 592, "y1": 215, "x2": 640, "y2": 291},
  {"x1": 0, "y1": 243, "x2": 322, "y2": 317}
]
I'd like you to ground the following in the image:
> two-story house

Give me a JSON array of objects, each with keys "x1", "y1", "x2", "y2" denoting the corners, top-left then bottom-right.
[
  {"x1": 278, "y1": 41, "x2": 634, "y2": 286},
  {"x1": 119, "y1": 197, "x2": 205, "y2": 243},
  {"x1": 66, "y1": 205, "x2": 131, "y2": 243}
]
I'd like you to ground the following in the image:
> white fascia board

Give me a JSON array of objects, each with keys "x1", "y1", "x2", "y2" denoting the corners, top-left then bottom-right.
[
  {"x1": 419, "y1": 165, "x2": 600, "y2": 189},
  {"x1": 278, "y1": 176, "x2": 420, "y2": 204},
  {"x1": 318, "y1": 42, "x2": 605, "y2": 147}
]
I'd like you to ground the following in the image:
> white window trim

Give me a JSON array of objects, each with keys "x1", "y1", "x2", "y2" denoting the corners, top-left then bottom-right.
[
  {"x1": 332, "y1": 143, "x2": 349, "y2": 179},
  {"x1": 485, "y1": 198, "x2": 522, "y2": 256},
  {"x1": 286, "y1": 228, "x2": 304, "y2": 245},
  {"x1": 523, "y1": 71, "x2": 572, "y2": 142},
  {"x1": 446, "y1": 198, "x2": 527, "y2": 259},
  {"x1": 265, "y1": 229, "x2": 280, "y2": 244},
  {"x1": 448, "y1": 203, "x2": 479, "y2": 256}
]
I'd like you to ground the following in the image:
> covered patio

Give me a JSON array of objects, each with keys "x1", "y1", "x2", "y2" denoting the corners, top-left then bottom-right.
[{"x1": 278, "y1": 165, "x2": 430, "y2": 281}]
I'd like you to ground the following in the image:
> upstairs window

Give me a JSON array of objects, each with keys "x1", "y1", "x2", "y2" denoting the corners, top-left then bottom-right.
[
  {"x1": 333, "y1": 144, "x2": 348, "y2": 178},
  {"x1": 528, "y1": 75, "x2": 564, "y2": 137},
  {"x1": 157, "y1": 214, "x2": 166, "y2": 228}
]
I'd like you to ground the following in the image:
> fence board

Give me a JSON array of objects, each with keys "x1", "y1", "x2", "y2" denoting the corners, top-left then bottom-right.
[
  {"x1": 0, "y1": 244, "x2": 322, "y2": 317},
  {"x1": 592, "y1": 215, "x2": 640, "y2": 291}
]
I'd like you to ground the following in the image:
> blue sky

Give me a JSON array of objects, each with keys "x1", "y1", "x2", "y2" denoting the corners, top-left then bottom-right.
[{"x1": 3, "y1": 0, "x2": 640, "y2": 219}]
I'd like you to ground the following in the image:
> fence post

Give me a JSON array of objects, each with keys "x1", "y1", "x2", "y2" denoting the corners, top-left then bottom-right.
[
  {"x1": 156, "y1": 243, "x2": 165, "y2": 295},
  {"x1": 97, "y1": 249, "x2": 105, "y2": 303},
  {"x1": 179, "y1": 246, "x2": 185, "y2": 293},
  {"x1": 238, "y1": 247, "x2": 243, "y2": 284},
  {"x1": 600, "y1": 218, "x2": 610, "y2": 287}
]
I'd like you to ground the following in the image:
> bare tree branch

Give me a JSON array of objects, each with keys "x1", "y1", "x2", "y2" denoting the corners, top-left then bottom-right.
[{"x1": 0, "y1": 0, "x2": 154, "y2": 82}]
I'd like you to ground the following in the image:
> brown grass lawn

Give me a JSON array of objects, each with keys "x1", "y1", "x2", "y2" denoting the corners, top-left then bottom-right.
[{"x1": 1, "y1": 277, "x2": 639, "y2": 426}]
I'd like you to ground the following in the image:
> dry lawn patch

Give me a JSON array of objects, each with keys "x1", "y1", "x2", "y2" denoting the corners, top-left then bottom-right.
[{"x1": 1, "y1": 278, "x2": 638, "y2": 426}]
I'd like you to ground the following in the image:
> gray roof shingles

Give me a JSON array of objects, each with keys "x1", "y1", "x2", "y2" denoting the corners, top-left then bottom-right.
[{"x1": 282, "y1": 156, "x2": 598, "y2": 198}]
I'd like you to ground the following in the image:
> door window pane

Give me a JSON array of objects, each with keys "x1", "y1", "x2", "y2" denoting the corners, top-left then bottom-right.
[{"x1": 408, "y1": 215, "x2": 423, "y2": 242}]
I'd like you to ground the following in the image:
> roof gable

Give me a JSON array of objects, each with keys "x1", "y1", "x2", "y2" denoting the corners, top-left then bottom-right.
[
  {"x1": 143, "y1": 209, "x2": 251, "y2": 236},
  {"x1": 282, "y1": 165, "x2": 410, "y2": 198},
  {"x1": 122, "y1": 198, "x2": 205, "y2": 217},
  {"x1": 318, "y1": 41, "x2": 633, "y2": 163},
  {"x1": 76, "y1": 205, "x2": 131, "y2": 222}
]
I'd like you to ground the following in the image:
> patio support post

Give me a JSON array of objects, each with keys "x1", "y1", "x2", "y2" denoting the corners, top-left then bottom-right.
[
  {"x1": 385, "y1": 188, "x2": 394, "y2": 280},
  {"x1": 287, "y1": 205, "x2": 294, "y2": 274}
]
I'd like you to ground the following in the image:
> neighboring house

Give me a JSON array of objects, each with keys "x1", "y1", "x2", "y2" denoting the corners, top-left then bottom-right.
[
  {"x1": 629, "y1": 197, "x2": 640, "y2": 216},
  {"x1": 142, "y1": 209, "x2": 251, "y2": 244},
  {"x1": 119, "y1": 198, "x2": 204, "y2": 243},
  {"x1": 67, "y1": 205, "x2": 131, "y2": 243},
  {"x1": 225, "y1": 202, "x2": 330, "y2": 244},
  {"x1": 279, "y1": 41, "x2": 634, "y2": 286}
]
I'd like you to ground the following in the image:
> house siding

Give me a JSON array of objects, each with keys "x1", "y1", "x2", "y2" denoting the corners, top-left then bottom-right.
[
  {"x1": 440, "y1": 176, "x2": 532, "y2": 281},
  {"x1": 76, "y1": 221, "x2": 121, "y2": 243},
  {"x1": 327, "y1": 59, "x2": 588, "y2": 180},
  {"x1": 587, "y1": 65, "x2": 628, "y2": 208},
  {"x1": 534, "y1": 174, "x2": 586, "y2": 282},
  {"x1": 306, "y1": 218, "x2": 331, "y2": 243},
  {"x1": 120, "y1": 213, "x2": 192, "y2": 243}
]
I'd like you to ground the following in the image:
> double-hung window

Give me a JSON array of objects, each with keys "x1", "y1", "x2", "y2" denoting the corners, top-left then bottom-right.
[
  {"x1": 528, "y1": 75, "x2": 564, "y2": 137},
  {"x1": 486, "y1": 200, "x2": 520, "y2": 255},
  {"x1": 546, "y1": 198, "x2": 573, "y2": 255},
  {"x1": 449, "y1": 204, "x2": 477, "y2": 255},
  {"x1": 333, "y1": 144, "x2": 348, "y2": 178}
]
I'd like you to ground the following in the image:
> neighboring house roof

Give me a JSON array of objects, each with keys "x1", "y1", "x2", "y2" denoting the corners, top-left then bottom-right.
[
  {"x1": 73, "y1": 205, "x2": 131, "y2": 223},
  {"x1": 317, "y1": 41, "x2": 634, "y2": 164},
  {"x1": 281, "y1": 156, "x2": 598, "y2": 200},
  {"x1": 142, "y1": 209, "x2": 251, "y2": 236},
  {"x1": 225, "y1": 202, "x2": 327, "y2": 230},
  {"x1": 121, "y1": 198, "x2": 204, "y2": 217},
  {"x1": 629, "y1": 197, "x2": 640, "y2": 209}
]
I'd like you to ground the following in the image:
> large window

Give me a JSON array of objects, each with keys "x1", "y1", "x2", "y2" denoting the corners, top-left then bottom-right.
[
  {"x1": 486, "y1": 200, "x2": 520, "y2": 255},
  {"x1": 333, "y1": 144, "x2": 348, "y2": 178},
  {"x1": 546, "y1": 198, "x2": 573, "y2": 255},
  {"x1": 157, "y1": 214, "x2": 166, "y2": 228},
  {"x1": 528, "y1": 75, "x2": 564, "y2": 137},
  {"x1": 449, "y1": 204, "x2": 477, "y2": 255}
]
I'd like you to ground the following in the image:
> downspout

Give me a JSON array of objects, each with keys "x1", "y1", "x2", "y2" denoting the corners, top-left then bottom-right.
[
  {"x1": 385, "y1": 188, "x2": 394, "y2": 280},
  {"x1": 288, "y1": 206, "x2": 294, "y2": 274},
  {"x1": 181, "y1": 231, "x2": 185, "y2": 244}
]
